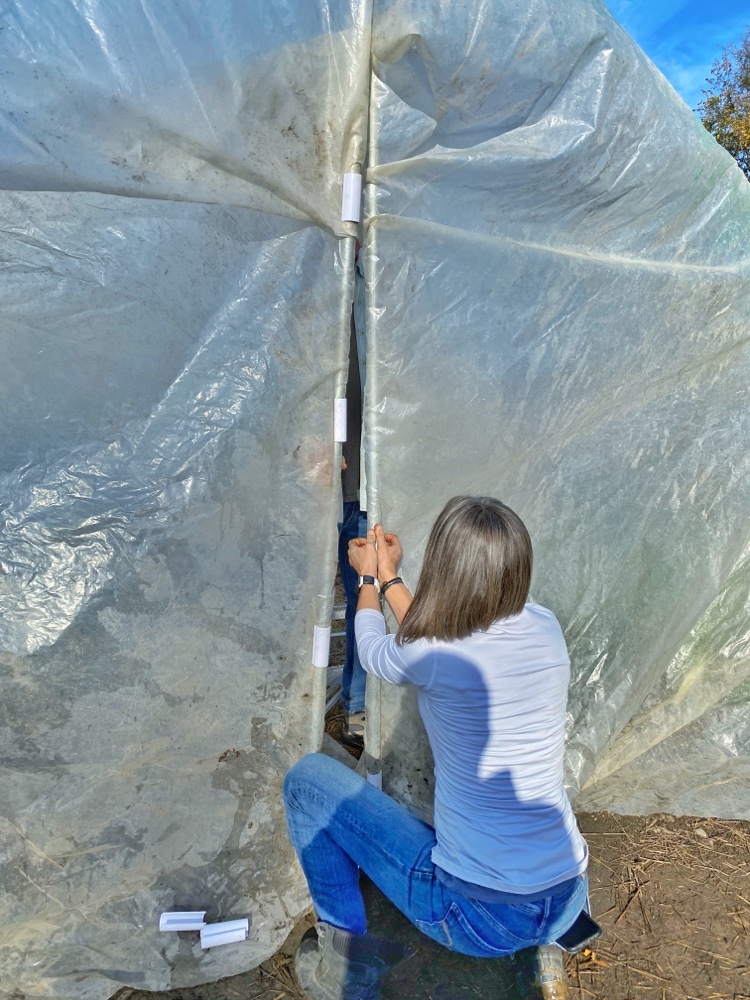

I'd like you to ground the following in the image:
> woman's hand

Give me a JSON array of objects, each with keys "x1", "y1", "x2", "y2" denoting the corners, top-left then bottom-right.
[
  {"x1": 374, "y1": 524, "x2": 403, "y2": 584},
  {"x1": 348, "y1": 529, "x2": 378, "y2": 578}
]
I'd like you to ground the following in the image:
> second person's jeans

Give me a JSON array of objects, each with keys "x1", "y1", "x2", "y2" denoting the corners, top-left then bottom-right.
[
  {"x1": 337, "y1": 500, "x2": 368, "y2": 714},
  {"x1": 284, "y1": 753, "x2": 588, "y2": 957}
]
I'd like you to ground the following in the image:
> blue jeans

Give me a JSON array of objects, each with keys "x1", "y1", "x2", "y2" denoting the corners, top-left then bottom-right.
[
  {"x1": 338, "y1": 500, "x2": 368, "y2": 714},
  {"x1": 283, "y1": 754, "x2": 589, "y2": 957}
]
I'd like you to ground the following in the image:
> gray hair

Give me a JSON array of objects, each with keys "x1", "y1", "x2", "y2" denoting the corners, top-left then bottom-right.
[{"x1": 397, "y1": 496, "x2": 532, "y2": 645}]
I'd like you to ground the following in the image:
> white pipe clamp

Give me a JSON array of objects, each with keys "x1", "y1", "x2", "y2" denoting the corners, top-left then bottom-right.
[
  {"x1": 334, "y1": 398, "x2": 347, "y2": 442},
  {"x1": 312, "y1": 624, "x2": 331, "y2": 668},
  {"x1": 341, "y1": 173, "x2": 362, "y2": 223}
]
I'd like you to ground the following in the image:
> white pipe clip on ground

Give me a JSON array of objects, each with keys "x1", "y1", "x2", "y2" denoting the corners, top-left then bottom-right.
[
  {"x1": 200, "y1": 918, "x2": 251, "y2": 949},
  {"x1": 159, "y1": 912, "x2": 207, "y2": 932}
]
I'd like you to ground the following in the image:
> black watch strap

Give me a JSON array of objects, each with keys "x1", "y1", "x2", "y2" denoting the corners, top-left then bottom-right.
[{"x1": 358, "y1": 575, "x2": 378, "y2": 591}]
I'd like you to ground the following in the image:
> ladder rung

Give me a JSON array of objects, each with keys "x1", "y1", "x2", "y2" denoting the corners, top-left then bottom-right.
[{"x1": 325, "y1": 687, "x2": 342, "y2": 713}]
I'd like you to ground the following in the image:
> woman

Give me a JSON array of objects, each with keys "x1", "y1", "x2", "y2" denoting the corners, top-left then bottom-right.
[{"x1": 284, "y1": 496, "x2": 589, "y2": 1000}]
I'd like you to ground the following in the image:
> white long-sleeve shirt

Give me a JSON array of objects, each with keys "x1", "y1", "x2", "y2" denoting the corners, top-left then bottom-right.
[{"x1": 355, "y1": 603, "x2": 588, "y2": 895}]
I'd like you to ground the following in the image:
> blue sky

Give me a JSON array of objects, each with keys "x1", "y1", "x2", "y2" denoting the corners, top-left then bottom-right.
[{"x1": 606, "y1": 0, "x2": 749, "y2": 110}]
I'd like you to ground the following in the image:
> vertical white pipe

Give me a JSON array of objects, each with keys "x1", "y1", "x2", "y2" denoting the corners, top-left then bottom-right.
[
  {"x1": 307, "y1": 236, "x2": 355, "y2": 754},
  {"x1": 308, "y1": 0, "x2": 374, "y2": 758},
  {"x1": 362, "y1": 50, "x2": 383, "y2": 785}
]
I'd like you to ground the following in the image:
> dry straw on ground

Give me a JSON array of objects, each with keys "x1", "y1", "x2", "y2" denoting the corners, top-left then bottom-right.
[{"x1": 569, "y1": 812, "x2": 750, "y2": 1000}]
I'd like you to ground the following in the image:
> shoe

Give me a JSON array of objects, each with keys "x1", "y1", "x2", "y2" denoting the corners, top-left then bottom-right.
[
  {"x1": 533, "y1": 944, "x2": 570, "y2": 999},
  {"x1": 294, "y1": 921, "x2": 409, "y2": 1000},
  {"x1": 342, "y1": 711, "x2": 365, "y2": 750}
]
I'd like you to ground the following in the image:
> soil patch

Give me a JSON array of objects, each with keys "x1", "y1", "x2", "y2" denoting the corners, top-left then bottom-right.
[{"x1": 571, "y1": 811, "x2": 750, "y2": 1000}]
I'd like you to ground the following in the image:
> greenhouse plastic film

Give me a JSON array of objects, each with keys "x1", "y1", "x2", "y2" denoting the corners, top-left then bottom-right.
[
  {"x1": 0, "y1": 1, "x2": 371, "y2": 997},
  {"x1": 0, "y1": 1, "x2": 371, "y2": 229},
  {"x1": 0, "y1": 195, "x2": 346, "y2": 999},
  {"x1": 577, "y1": 540, "x2": 750, "y2": 815},
  {"x1": 364, "y1": 0, "x2": 750, "y2": 821}
]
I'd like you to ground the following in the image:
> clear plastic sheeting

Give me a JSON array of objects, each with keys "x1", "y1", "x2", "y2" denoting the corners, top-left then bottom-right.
[
  {"x1": 0, "y1": 195, "x2": 347, "y2": 1000},
  {"x1": 364, "y1": 0, "x2": 750, "y2": 822},
  {"x1": 0, "y1": 1, "x2": 371, "y2": 228},
  {"x1": 0, "y1": 198, "x2": 340, "y2": 655},
  {"x1": 0, "y1": 1, "x2": 370, "y2": 997},
  {"x1": 577, "y1": 542, "x2": 750, "y2": 815}
]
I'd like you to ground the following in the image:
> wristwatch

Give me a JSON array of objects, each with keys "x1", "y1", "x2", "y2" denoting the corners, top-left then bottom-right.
[{"x1": 357, "y1": 575, "x2": 380, "y2": 592}]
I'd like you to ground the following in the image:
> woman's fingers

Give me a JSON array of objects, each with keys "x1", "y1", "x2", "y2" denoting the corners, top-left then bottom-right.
[
  {"x1": 372, "y1": 524, "x2": 403, "y2": 577},
  {"x1": 378, "y1": 527, "x2": 403, "y2": 563}
]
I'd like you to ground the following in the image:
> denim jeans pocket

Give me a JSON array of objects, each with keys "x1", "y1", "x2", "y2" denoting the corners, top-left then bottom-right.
[
  {"x1": 415, "y1": 901, "x2": 524, "y2": 958},
  {"x1": 468, "y1": 897, "x2": 546, "y2": 949}
]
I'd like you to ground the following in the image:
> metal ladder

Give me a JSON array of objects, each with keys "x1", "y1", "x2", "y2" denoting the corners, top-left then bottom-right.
[{"x1": 325, "y1": 602, "x2": 347, "y2": 712}]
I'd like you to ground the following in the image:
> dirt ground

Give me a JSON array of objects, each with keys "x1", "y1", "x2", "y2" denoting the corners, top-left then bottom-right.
[
  {"x1": 115, "y1": 710, "x2": 750, "y2": 1000},
  {"x1": 570, "y1": 810, "x2": 750, "y2": 999}
]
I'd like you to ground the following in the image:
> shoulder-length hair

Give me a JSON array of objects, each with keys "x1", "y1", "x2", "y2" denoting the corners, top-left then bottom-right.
[{"x1": 397, "y1": 495, "x2": 532, "y2": 645}]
